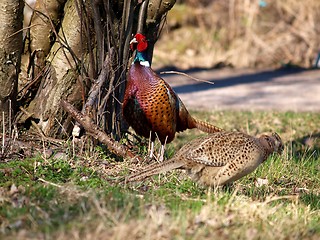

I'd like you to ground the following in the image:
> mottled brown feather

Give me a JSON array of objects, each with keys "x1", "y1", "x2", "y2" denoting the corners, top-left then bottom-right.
[
  {"x1": 123, "y1": 63, "x2": 222, "y2": 145},
  {"x1": 125, "y1": 131, "x2": 284, "y2": 186}
]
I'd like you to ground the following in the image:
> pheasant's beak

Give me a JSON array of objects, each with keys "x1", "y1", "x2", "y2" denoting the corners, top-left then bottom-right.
[
  {"x1": 130, "y1": 37, "x2": 138, "y2": 45},
  {"x1": 272, "y1": 132, "x2": 284, "y2": 154}
]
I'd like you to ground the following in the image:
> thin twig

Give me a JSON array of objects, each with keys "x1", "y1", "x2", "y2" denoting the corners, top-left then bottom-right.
[
  {"x1": 6, "y1": 24, "x2": 42, "y2": 39},
  {"x1": 2, "y1": 112, "x2": 5, "y2": 154},
  {"x1": 264, "y1": 195, "x2": 299, "y2": 205},
  {"x1": 38, "y1": 178, "x2": 62, "y2": 188},
  {"x1": 17, "y1": 62, "x2": 48, "y2": 101},
  {"x1": 8, "y1": 100, "x2": 11, "y2": 135},
  {"x1": 160, "y1": 71, "x2": 215, "y2": 85}
]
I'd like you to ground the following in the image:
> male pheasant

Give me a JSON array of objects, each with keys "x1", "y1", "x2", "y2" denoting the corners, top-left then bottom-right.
[
  {"x1": 123, "y1": 33, "x2": 222, "y2": 160},
  {"x1": 124, "y1": 131, "x2": 284, "y2": 186}
]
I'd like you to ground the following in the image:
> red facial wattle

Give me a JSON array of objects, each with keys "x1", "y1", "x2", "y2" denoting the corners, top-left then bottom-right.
[{"x1": 131, "y1": 33, "x2": 148, "y2": 52}]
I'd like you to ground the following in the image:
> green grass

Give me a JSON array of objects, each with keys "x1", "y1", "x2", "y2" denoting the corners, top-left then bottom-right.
[{"x1": 0, "y1": 110, "x2": 319, "y2": 239}]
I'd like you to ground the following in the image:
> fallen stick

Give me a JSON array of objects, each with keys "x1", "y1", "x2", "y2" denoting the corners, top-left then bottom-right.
[{"x1": 61, "y1": 100, "x2": 141, "y2": 161}]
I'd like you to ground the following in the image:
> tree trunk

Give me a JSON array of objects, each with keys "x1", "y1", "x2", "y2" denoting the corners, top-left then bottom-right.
[
  {"x1": 16, "y1": 0, "x2": 176, "y2": 145},
  {"x1": 19, "y1": 0, "x2": 87, "y2": 137},
  {"x1": 29, "y1": 0, "x2": 67, "y2": 55},
  {"x1": 0, "y1": 0, "x2": 23, "y2": 128},
  {"x1": 19, "y1": 0, "x2": 66, "y2": 94}
]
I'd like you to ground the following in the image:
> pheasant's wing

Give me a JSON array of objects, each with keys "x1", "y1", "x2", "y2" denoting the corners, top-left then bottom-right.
[
  {"x1": 185, "y1": 135, "x2": 245, "y2": 167},
  {"x1": 188, "y1": 150, "x2": 228, "y2": 167}
]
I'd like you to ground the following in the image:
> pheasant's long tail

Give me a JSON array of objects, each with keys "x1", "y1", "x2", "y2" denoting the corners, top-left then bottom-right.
[
  {"x1": 192, "y1": 117, "x2": 224, "y2": 133},
  {"x1": 125, "y1": 158, "x2": 184, "y2": 183}
]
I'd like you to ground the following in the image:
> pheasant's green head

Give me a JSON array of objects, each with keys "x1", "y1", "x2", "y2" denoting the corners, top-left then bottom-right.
[{"x1": 130, "y1": 33, "x2": 150, "y2": 66}]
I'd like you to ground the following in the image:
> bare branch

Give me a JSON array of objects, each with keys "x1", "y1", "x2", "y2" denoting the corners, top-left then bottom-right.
[
  {"x1": 61, "y1": 100, "x2": 142, "y2": 161},
  {"x1": 160, "y1": 71, "x2": 215, "y2": 85}
]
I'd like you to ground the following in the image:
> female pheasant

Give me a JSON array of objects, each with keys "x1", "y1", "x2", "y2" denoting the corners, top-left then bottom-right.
[
  {"x1": 124, "y1": 131, "x2": 284, "y2": 187},
  {"x1": 123, "y1": 33, "x2": 222, "y2": 159}
]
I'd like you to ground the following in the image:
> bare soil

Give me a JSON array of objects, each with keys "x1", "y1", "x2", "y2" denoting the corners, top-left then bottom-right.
[{"x1": 162, "y1": 67, "x2": 320, "y2": 112}]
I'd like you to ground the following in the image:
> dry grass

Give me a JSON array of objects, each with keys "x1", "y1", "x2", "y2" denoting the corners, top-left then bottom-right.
[
  {"x1": 1, "y1": 110, "x2": 319, "y2": 240},
  {"x1": 6, "y1": 188, "x2": 318, "y2": 240},
  {"x1": 153, "y1": 0, "x2": 320, "y2": 69}
]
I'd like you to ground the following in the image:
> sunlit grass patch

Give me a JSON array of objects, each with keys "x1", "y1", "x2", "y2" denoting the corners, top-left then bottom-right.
[{"x1": 1, "y1": 110, "x2": 319, "y2": 239}]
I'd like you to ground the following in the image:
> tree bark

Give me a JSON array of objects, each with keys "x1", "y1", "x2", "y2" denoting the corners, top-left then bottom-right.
[
  {"x1": 20, "y1": 0, "x2": 87, "y2": 137},
  {"x1": 29, "y1": 0, "x2": 67, "y2": 55},
  {"x1": 19, "y1": 0, "x2": 66, "y2": 101},
  {"x1": 0, "y1": 0, "x2": 23, "y2": 126}
]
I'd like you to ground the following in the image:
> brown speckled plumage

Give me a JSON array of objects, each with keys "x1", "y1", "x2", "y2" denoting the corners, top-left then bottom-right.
[{"x1": 125, "y1": 131, "x2": 284, "y2": 186}]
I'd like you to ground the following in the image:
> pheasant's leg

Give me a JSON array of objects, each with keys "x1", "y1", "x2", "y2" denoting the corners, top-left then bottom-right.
[
  {"x1": 157, "y1": 136, "x2": 168, "y2": 162},
  {"x1": 158, "y1": 144, "x2": 165, "y2": 162},
  {"x1": 149, "y1": 141, "x2": 155, "y2": 159},
  {"x1": 148, "y1": 131, "x2": 155, "y2": 159}
]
